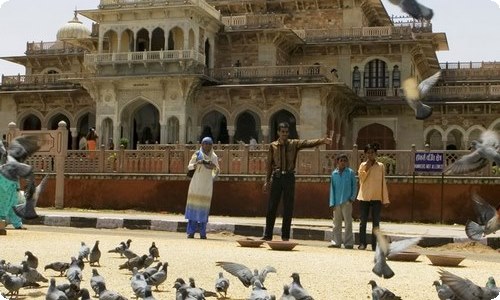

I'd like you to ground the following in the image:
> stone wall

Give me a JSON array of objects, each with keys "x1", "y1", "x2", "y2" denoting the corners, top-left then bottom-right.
[{"x1": 35, "y1": 175, "x2": 500, "y2": 225}]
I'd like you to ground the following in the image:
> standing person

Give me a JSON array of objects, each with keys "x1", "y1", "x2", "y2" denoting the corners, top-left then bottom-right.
[
  {"x1": 328, "y1": 154, "x2": 357, "y2": 249},
  {"x1": 249, "y1": 136, "x2": 257, "y2": 150},
  {"x1": 356, "y1": 143, "x2": 390, "y2": 251},
  {"x1": 86, "y1": 128, "x2": 98, "y2": 158},
  {"x1": 184, "y1": 137, "x2": 220, "y2": 239},
  {"x1": 261, "y1": 122, "x2": 331, "y2": 241}
]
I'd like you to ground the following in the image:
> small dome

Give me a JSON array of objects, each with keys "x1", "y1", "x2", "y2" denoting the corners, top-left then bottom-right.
[{"x1": 56, "y1": 11, "x2": 91, "y2": 41}]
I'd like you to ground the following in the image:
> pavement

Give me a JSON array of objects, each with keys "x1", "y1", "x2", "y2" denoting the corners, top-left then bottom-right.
[{"x1": 21, "y1": 207, "x2": 500, "y2": 249}]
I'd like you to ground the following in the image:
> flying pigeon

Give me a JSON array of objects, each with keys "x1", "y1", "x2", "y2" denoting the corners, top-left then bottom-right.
[
  {"x1": 445, "y1": 130, "x2": 500, "y2": 175},
  {"x1": 465, "y1": 193, "x2": 500, "y2": 240},
  {"x1": 289, "y1": 273, "x2": 314, "y2": 300},
  {"x1": 373, "y1": 228, "x2": 421, "y2": 279},
  {"x1": 13, "y1": 173, "x2": 49, "y2": 220},
  {"x1": 89, "y1": 240, "x2": 102, "y2": 266},
  {"x1": 402, "y1": 71, "x2": 440, "y2": 120},
  {"x1": 433, "y1": 280, "x2": 457, "y2": 300},
  {"x1": 438, "y1": 269, "x2": 499, "y2": 300},
  {"x1": 215, "y1": 272, "x2": 230, "y2": 298},
  {"x1": 388, "y1": 0, "x2": 434, "y2": 20},
  {"x1": 368, "y1": 280, "x2": 402, "y2": 300},
  {"x1": 215, "y1": 261, "x2": 276, "y2": 288}
]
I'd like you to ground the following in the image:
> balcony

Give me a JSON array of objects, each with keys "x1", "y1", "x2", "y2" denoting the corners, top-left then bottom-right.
[
  {"x1": 210, "y1": 64, "x2": 332, "y2": 84},
  {"x1": 25, "y1": 41, "x2": 86, "y2": 55},
  {"x1": 222, "y1": 14, "x2": 285, "y2": 31},
  {"x1": 294, "y1": 26, "x2": 413, "y2": 43},
  {"x1": 0, "y1": 73, "x2": 84, "y2": 91},
  {"x1": 440, "y1": 61, "x2": 500, "y2": 81}
]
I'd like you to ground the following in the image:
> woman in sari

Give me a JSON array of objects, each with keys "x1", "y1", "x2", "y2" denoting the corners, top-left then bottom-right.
[{"x1": 184, "y1": 137, "x2": 220, "y2": 239}]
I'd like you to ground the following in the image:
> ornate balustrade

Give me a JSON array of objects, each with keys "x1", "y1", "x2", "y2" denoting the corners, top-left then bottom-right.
[
  {"x1": 1, "y1": 73, "x2": 84, "y2": 88},
  {"x1": 295, "y1": 26, "x2": 413, "y2": 42},
  {"x1": 85, "y1": 50, "x2": 206, "y2": 68},
  {"x1": 210, "y1": 64, "x2": 330, "y2": 82},
  {"x1": 98, "y1": 0, "x2": 221, "y2": 20},
  {"x1": 25, "y1": 41, "x2": 85, "y2": 55},
  {"x1": 429, "y1": 85, "x2": 500, "y2": 97},
  {"x1": 222, "y1": 14, "x2": 285, "y2": 30},
  {"x1": 25, "y1": 146, "x2": 498, "y2": 177}
]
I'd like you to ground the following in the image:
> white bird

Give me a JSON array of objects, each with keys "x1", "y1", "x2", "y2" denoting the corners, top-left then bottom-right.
[
  {"x1": 465, "y1": 193, "x2": 500, "y2": 240},
  {"x1": 402, "y1": 71, "x2": 440, "y2": 120}
]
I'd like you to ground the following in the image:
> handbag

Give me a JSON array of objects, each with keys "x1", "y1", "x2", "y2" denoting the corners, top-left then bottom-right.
[{"x1": 187, "y1": 168, "x2": 195, "y2": 178}]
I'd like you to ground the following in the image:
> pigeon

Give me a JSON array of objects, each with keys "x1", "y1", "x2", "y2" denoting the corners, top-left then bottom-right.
[
  {"x1": 215, "y1": 272, "x2": 230, "y2": 298},
  {"x1": 25, "y1": 250, "x2": 39, "y2": 269},
  {"x1": 145, "y1": 262, "x2": 168, "y2": 291},
  {"x1": 438, "y1": 269, "x2": 499, "y2": 300},
  {"x1": 465, "y1": 193, "x2": 500, "y2": 240},
  {"x1": 402, "y1": 71, "x2": 440, "y2": 120},
  {"x1": 122, "y1": 248, "x2": 138, "y2": 260},
  {"x1": 188, "y1": 277, "x2": 218, "y2": 298},
  {"x1": 91, "y1": 268, "x2": 106, "y2": 297},
  {"x1": 173, "y1": 278, "x2": 190, "y2": 300},
  {"x1": 56, "y1": 282, "x2": 81, "y2": 300},
  {"x1": 66, "y1": 257, "x2": 83, "y2": 288},
  {"x1": 142, "y1": 262, "x2": 162, "y2": 279},
  {"x1": 108, "y1": 239, "x2": 132, "y2": 257},
  {"x1": 143, "y1": 255, "x2": 155, "y2": 269},
  {"x1": 119, "y1": 254, "x2": 148, "y2": 271},
  {"x1": 47, "y1": 278, "x2": 69, "y2": 300},
  {"x1": 149, "y1": 242, "x2": 160, "y2": 261},
  {"x1": 0, "y1": 273, "x2": 25, "y2": 298},
  {"x1": 433, "y1": 280, "x2": 457, "y2": 300},
  {"x1": 130, "y1": 268, "x2": 147, "y2": 299},
  {"x1": 279, "y1": 285, "x2": 296, "y2": 300},
  {"x1": 4, "y1": 262, "x2": 23, "y2": 276},
  {"x1": 249, "y1": 280, "x2": 276, "y2": 300},
  {"x1": 21, "y1": 260, "x2": 48, "y2": 287},
  {"x1": 143, "y1": 285, "x2": 156, "y2": 300},
  {"x1": 97, "y1": 283, "x2": 129, "y2": 300},
  {"x1": 13, "y1": 173, "x2": 49, "y2": 220},
  {"x1": 445, "y1": 130, "x2": 500, "y2": 175},
  {"x1": 78, "y1": 242, "x2": 90, "y2": 261},
  {"x1": 215, "y1": 261, "x2": 277, "y2": 288},
  {"x1": 387, "y1": 0, "x2": 434, "y2": 20},
  {"x1": 45, "y1": 261, "x2": 70, "y2": 276},
  {"x1": 289, "y1": 273, "x2": 314, "y2": 300},
  {"x1": 80, "y1": 288, "x2": 91, "y2": 300},
  {"x1": 368, "y1": 280, "x2": 402, "y2": 300},
  {"x1": 89, "y1": 240, "x2": 102, "y2": 267},
  {"x1": 486, "y1": 277, "x2": 498, "y2": 291},
  {"x1": 372, "y1": 228, "x2": 421, "y2": 279}
]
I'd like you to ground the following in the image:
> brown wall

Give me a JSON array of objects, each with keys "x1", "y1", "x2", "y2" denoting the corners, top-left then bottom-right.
[{"x1": 36, "y1": 175, "x2": 500, "y2": 225}]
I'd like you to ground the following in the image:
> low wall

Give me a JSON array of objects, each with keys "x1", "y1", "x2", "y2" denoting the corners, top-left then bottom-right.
[{"x1": 35, "y1": 174, "x2": 500, "y2": 224}]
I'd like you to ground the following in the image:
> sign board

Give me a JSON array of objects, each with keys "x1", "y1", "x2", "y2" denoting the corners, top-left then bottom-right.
[{"x1": 414, "y1": 152, "x2": 444, "y2": 172}]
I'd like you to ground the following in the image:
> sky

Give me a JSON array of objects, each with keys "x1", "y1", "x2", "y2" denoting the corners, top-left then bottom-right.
[{"x1": 0, "y1": 0, "x2": 499, "y2": 75}]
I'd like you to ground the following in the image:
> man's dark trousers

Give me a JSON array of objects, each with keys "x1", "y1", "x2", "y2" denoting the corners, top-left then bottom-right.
[{"x1": 263, "y1": 173, "x2": 295, "y2": 240}]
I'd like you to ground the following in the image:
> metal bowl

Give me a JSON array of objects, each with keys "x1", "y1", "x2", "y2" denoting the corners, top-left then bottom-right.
[{"x1": 426, "y1": 254, "x2": 465, "y2": 267}]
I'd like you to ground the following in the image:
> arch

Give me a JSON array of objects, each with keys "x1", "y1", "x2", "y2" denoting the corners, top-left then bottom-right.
[
  {"x1": 188, "y1": 28, "x2": 195, "y2": 50},
  {"x1": 20, "y1": 114, "x2": 42, "y2": 130},
  {"x1": 18, "y1": 109, "x2": 44, "y2": 128},
  {"x1": 269, "y1": 109, "x2": 298, "y2": 140},
  {"x1": 41, "y1": 67, "x2": 62, "y2": 74},
  {"x1": 45, "y1": 108, "x2": 74, "y2": 128},
  {"x1": 201, "y1": 110, "x2": 229, "y2": 143},
  {"x1": 423, "y1": 125, "x2": 444, "y2": 140},
  {"x1": 48, "y1": 113, "x2": 72, "y2": 149},
  {"x1": 356, "y1": 123, "x2": 396, "y2": 150},
  {"x1": 167, "y1": 116, "x2": 180, "y2": 143},
  {"x1": 168, "y1": 27, "x2": 184, "y2": 50},
  {"x1": 151, "y1": 27, "x2": 165, "y2": 51},
  {"x1": 121, "y1": 29, "x2": 134, "y2": 52},
  {"x1": 234, "y1": 110, "x2": 261, "y2": 143},
  {"x1": 488, "y1": 118, "x2": 500, "y2": 131},
  {"x1": 103, "y1": 30, "x2": 118, "y2": 52},
  {"x1": 445, "y1": 127, "x2": 465, "y2": 150},
  {"x1": 425, "y1": 129, "x2": 442, "y2": 150},
  {"x1": 136, "y1": 28, "x2": 150, "y2": 51},
  {"x1": 265, "y1": 103, "x2": 300, "y2": 125},
  {"x1": 363, "y1": 58, "x2": 389, "y2": 88},
  {"x1": 101, "y1": 117, "x2": 114, "y2": 149}
]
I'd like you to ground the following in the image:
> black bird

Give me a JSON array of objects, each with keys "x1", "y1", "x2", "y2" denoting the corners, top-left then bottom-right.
[
  {"x1": 149, "y1": 242, "x2": 160, "y2": 261},
  {"x1": 25, "y1": 250, "x2": 39, "y2": 269},
  {"x1": 388, "y1": 0, "x2": 434, "y2": 20}
]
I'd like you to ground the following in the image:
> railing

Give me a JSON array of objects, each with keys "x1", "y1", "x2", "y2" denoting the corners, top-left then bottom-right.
[
  {"x1": 294, "y1": 26, "x2": 413, "y2": 42},
  {"x1": 439, "y1": 61, "x2": 500, "y2": 81},
  {"x1": 358, "y1": 85, "x2": 500, "y2": 98},
  {"x1": 210, "y1": 64, "x2": 331, "y2": 82},
  {"x1": 25, "y1": 145, "x2": 498, "y2": 177},
  {"x1": 84, "y1": 50, "x2": 206, "y2": 68},
  {"x1": 222, "y1": 14, "x2": 285, "y2": 30},
  {"x1": 98, "y1": 0, "x2": 221, "y2": 21},
  {"x1": 26, "y1": 41, "x2": 86, "y2": 55},
  {"x1": 1, "y1": 73, "x2": 84, "y2": 88}
]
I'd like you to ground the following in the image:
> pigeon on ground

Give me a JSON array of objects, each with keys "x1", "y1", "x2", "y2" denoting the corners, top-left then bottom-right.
[
  {"x1": 108, "y1": 239, "x2": 132, "y2": 257},
  {"x1": 465, "y1": 193, "x2": 500, "y2": 241},
  {"x1": 66, "y1": 257, "x2": 83, "y2": 288},
  {"x1": 89, "y1": 240, "x2": 101, "y2": 267},
  {"x1": 438, "y1": 269, "x2": 499, "y2": 300},
  {"x1": 188, "y1": 277, "x2": 218, "y2": 298},
  {"x1": 78, "y1": 242, "x2": 90, "y2": 261},
  {"x1": 25, "y1": 250, "x2": 39, "y2": 269},
  {"x1": 47, "y1": 278, "x2": 69, "y2": 300},
  {"x1": 372, "y1": 228, "x2": 421, "y2": 279},
  {"x1": 130, "y1": 268, "x2": 147, "y2": 299},
  {"x1": 80, "y1": 288, "x2": 91, "y2": 300},
  {"x1": 22, "y1": 260, "x2": 48, "y2": 287},
  {"x1": 249, "y1": 279, "x2": 276, "y2": 300},
  {"x1": 215, "y1": 261, "x2": 277, "y2": 288},
  {"x1": 279, "y1": 284, "x2": 296, "y2": 300},
  {"x1": 142, "y1": 262, "x2": 162, "y2": 279},
  {"x1": 368, "y1": 280, "x2": 402, "y2": 300},
  {"x1": 97, "y1": 284, "x2": 129, "y2": 300},
  {"x1": 433, "y1": 280, "x2": 457, "y2": 300},
  {"x1": 13, "y1": 173, "x2": 49, "y2": 220},
  {"x1": 387, "y1": 0, "x2": 434, "y2": 20},
  {"x1": 0, "y1": 273, "x2": 25, "y2": 298},
  {"x1": 149, "y1": 242, "x2": 160, "y2": 261},
  {"x1": 486, "y1": 277, "x2": 498, "y2": 291},
  {"x1": 289, "y1": 273, "x2": 314, "y2": 300},
  {"x1": 122, "y1": 248, "x2": 138, "y2": 260},
  {"x1": 402, "y1": 71, "x2": 440, "y2": 120},
  {"x1": 215, "y1": 271, "x2": 230, "y2": 298},
  {"x1": 145, "y1": 262, "x2": 168, "y2": 291},
  {"x1": 445, "y1": 130, "x2": 500, "y2": 175},
  {"x1": 45, "y1": 261, "x2": 70, "y2": 276},
  {"x1": 91, "y1": 268, "x2": 106, "y2": 297},
  {"x1": 56, "y1": 282, "x2": 81, "y2": 300},
  {"x1": 119, "y1": 254, "x2": 148, "y2": 271},
  {"x1": 4, "y1": 262, "x2": 23, "y2": 276},
  {"x1": 143, "y1": 255, "x2": 154, "y2": 269},
  {"x1": 143, "y1": 285, "x2": 156, "y2": 300}
]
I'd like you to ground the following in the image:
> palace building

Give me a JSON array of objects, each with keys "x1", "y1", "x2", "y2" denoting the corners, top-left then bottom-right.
[{"x1": 1, "y1": 0, "x2": 499, "y2": 150}]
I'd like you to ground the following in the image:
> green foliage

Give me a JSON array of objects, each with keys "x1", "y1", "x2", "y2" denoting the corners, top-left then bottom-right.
[{"x1": 119, "y1": 138, "x2": 129, "y2": 149}]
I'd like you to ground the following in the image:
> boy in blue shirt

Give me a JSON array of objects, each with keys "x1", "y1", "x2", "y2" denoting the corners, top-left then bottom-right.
[{"x1": 328, "y1": 154, "x2": 357, "y2": 249}]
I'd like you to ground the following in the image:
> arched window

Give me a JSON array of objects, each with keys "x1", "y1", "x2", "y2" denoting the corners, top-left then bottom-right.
[{"x1": 364, "y1": 59, "x2": 388, "y2": 88}]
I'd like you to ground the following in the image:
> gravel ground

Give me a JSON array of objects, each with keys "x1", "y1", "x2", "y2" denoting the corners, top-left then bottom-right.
[{"x1": 0, "y1": 225, "x2": 498, "y2": 299}]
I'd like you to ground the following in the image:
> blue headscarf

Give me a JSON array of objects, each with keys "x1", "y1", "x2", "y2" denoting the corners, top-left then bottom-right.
[{"x1": 201, "y1": 137, "x2": 213, "y2": 145}]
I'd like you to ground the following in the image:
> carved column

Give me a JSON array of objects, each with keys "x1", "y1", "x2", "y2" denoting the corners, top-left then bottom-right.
[
  {"x1": 70, "y1": 127, "x2": 78, "y2": 150},
  {"x1": 227, "y1": 126, "x2": 235, "y2": 144},
  {"x1": 261, "y1": 125, "x2": 269, "y2": 143}
]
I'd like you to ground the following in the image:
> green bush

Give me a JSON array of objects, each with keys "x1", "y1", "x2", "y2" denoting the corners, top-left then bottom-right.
[{"x1": 119, "y1": 138, "x2": 129, "y2": 149}]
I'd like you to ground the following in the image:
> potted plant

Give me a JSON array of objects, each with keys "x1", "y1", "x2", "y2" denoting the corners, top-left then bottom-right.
[{"x1": 119, "y1": 138, "x2": 129, "y2": 149}]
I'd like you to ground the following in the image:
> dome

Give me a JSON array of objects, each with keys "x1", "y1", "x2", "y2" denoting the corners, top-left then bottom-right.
[{"x1": 56, "y1": 12, "x2": 91, "y2": 41}]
